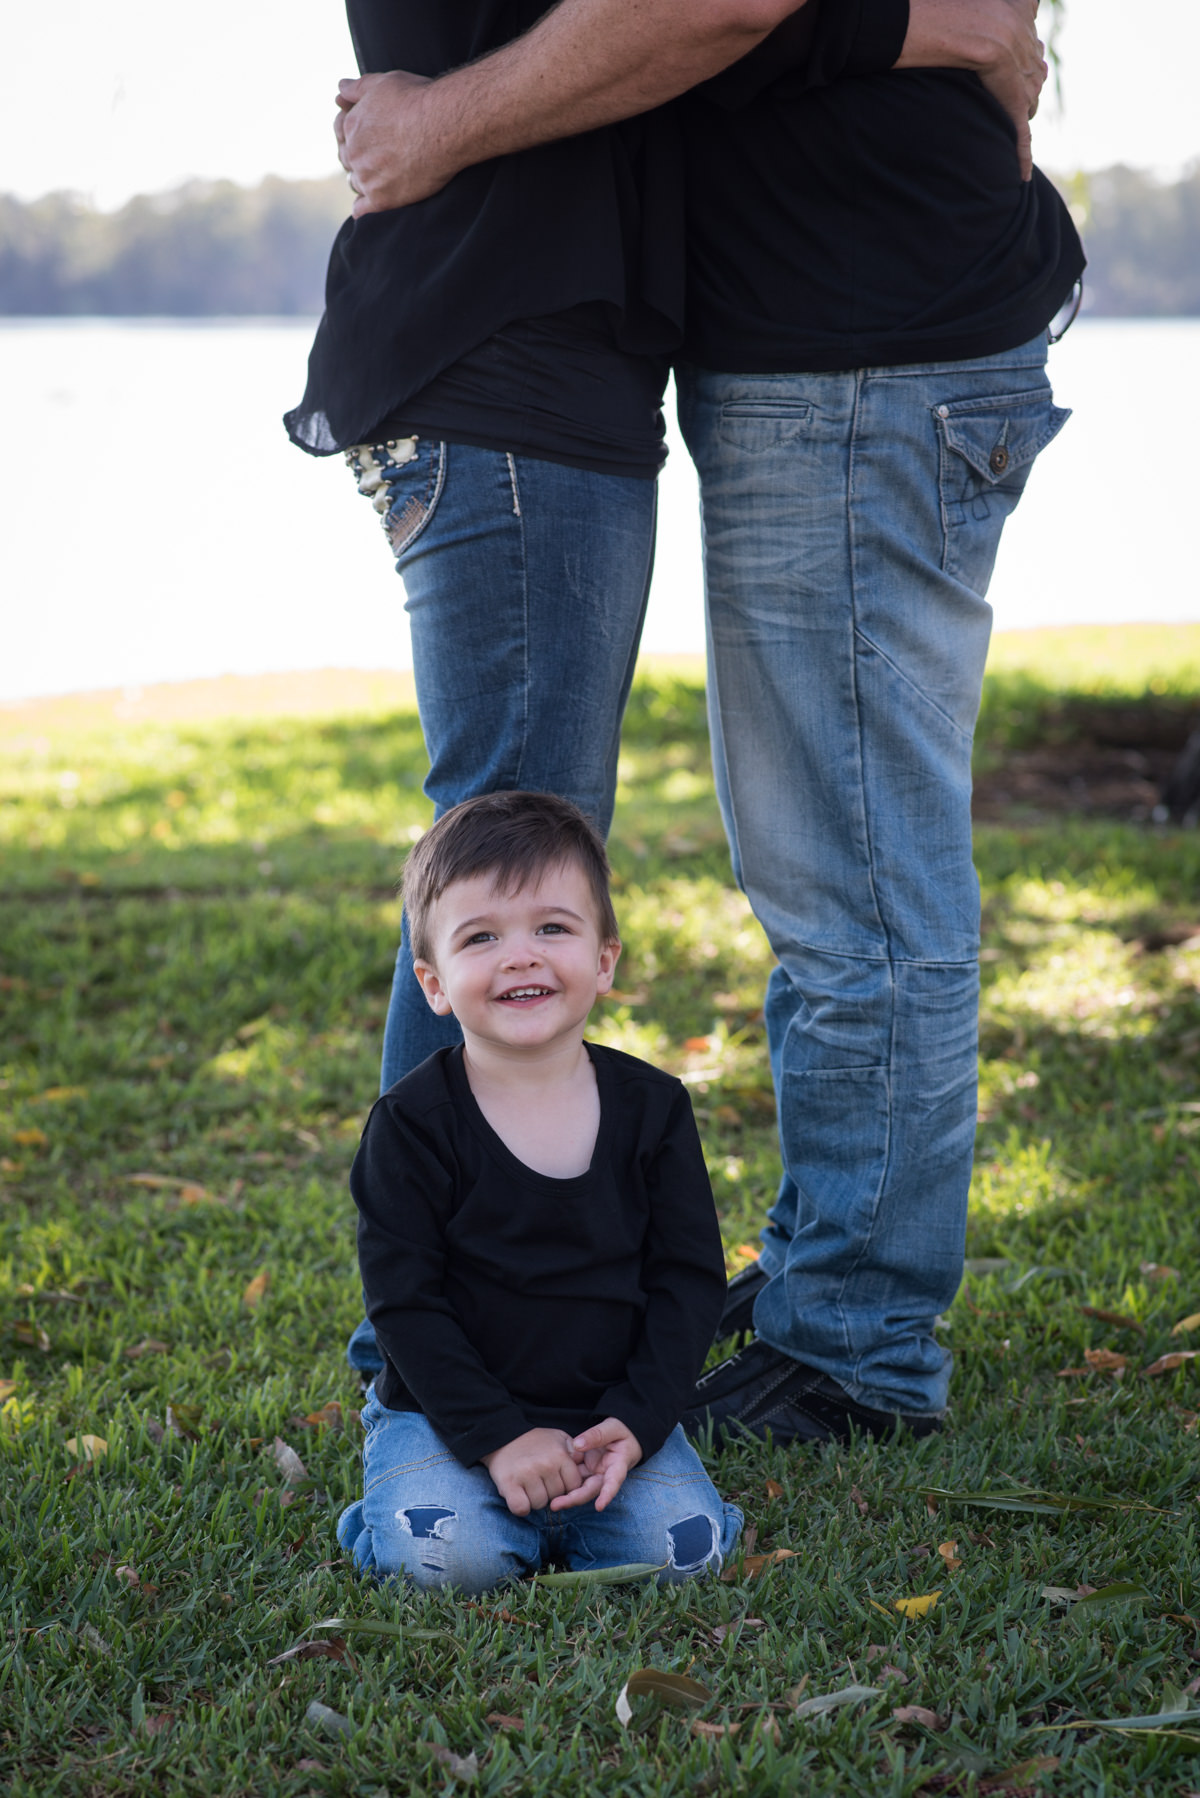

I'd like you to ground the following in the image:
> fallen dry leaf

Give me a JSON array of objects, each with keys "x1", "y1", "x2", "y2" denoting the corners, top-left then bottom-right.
[
  {"x1": 1141, "y1": 1262, "x2": 1181, "y2": 1281},
  {"x1": 691, "y1": 1719, "x2": 741, "y2": 1739},
  {"x1": 893, "y1": 1592, "x2": 941, "y2": 1619},
  {"x1": 65, "y1": 1434, "x2": 108, "y2": 1462},
  {"x1": 892, "y1": 1705, "x2": 947, "y2": 1730},
  {"x1": 1084, "y1": 1347, "x2": 1127, "y2": 1374},
  {"x1": 616, "y1": 1668, "x2": 713, "y2": 1725},
  {"x1": 305, "y1": 1700, "x2": 353, "y2": 1738},
  {"x1": 164, "y1": 1402, "x2": 203, "y2": 1439},
  {"x1": 243, "y1": 1270, "x2": 270, "y2": 1310},
  {"x1": 721, "y1": 1548, "x2": 796, "y2": 1583},
  {"x1": 485, "y1": 1713, "x2": 524, "y2": 1731},
  {"x1": 142, "y1": 1711, "x2": 174, "y2": 1738},
  {"x1": 79, "y1": 1622, "x2": 115, "y2": 1657},
  {"x1": 13, "y1": 1128, "x2": 48, "y2": 1149},
  {"x1": 13, "y1": 1320, "x2": 51, "y2": 1352},
  {"x1": 272, "y1": 1437, "x2": 308, "y2": 1486},
  {"x1": 293, "y1": 1403, "x2": 343, "y2": 1432},
  {"x1": 850, "y1": 1485, "x2": 870, "y2": 1518},
  {"x1": 1172, "y1": 1312, "x2": 1200, "y2": 1336},
  {"x1": 937, "y1": 1540, "x2": 963, "y2": 1572},
  {"x1": 35, "y1": 1085, "x2": 89, "y2": 1104},
  {"x1": 113, "y1": 1565, "x2": 140, "y2": 1587},
  {"x1": 176, "y1": 1183, "x2": 225, "y2": 1206},
  {"x1": 0, "y1": 1379, "x2": 16, "y2": 1404},
  {"x1": 124, "y1": 1339, "x2": 170, "y2": 1360},
  {"x1": 794, "y1": 1683, "x2": 880, "y2": 1719},
  {"x1": 426, "y1": 1743, "x2": 479, "y2": 1783},
  {"x1": 1080, "y1": 1305, "x2": 1145, "y2": 1336},
  {"x1": 1144, "y1": 1350, "x2": 1200, "y2": 1377},
  {"x1": 764, "y1": 1478, "x2": 785, "y2": 1501}
]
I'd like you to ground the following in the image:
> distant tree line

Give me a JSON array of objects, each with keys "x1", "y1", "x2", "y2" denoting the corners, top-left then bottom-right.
[
  {"x1": 1059, "y1": 164, "x2": 1200, "y2": 316},
  {"x1": 1, "y1": 163, "x2": 1198, "y2": 317},
  {"x1": 0, "y1": 177, "x2": 349, "y2": 315}
]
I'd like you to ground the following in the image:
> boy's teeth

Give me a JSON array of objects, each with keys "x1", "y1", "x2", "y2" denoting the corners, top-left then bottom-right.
[{"x1": 504, "y1": 987, "x2": 550, "y2": 999}]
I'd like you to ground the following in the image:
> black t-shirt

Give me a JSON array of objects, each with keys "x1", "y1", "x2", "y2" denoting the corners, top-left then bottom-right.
[
  {"x1": 285, "y1": 0, "x2": 684, "y2": 468},
  {"x1": 351, "y1": 1044, "x2": 727, "y2": 1466},
  {"x1": 377, "y1": 302, "x2": 669, "y2": 481},
  {"x1": 682, "y1": 0, "x2": 1086, "y2": 371}
]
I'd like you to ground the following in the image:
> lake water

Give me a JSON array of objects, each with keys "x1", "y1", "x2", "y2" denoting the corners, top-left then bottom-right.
[{"x1": 2, "y1": 317, "x2": 1198, "y2": 703}]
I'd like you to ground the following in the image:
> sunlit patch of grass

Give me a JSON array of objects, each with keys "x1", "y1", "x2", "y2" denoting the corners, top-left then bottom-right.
[
  {"x1": 986, "y1": 931, "x2": 1158, "y2": 1041},
  {"x1": 967, "y1": 1133, "x2": 1083, "y2": 1225}
]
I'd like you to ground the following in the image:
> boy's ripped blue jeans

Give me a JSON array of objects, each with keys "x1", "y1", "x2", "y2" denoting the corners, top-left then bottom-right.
[{"x1": 338, "y1": 1391, "x2": 742, "y2": 1595}]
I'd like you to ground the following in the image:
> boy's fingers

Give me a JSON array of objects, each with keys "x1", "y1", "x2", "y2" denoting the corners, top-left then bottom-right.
[
  {"x1": 503, "y1": 1482, "x2": 531, "y2": 1518},
  {"x1": 549, "y1": 1473, "x2": 604, "y2": 1512},
  {"x1": 572, "y1": 1419, "x2": 626, "y2": 1451}
]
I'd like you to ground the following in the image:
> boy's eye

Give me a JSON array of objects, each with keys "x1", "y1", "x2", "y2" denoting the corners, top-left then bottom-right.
[
  {"x1": 537, "y1": 922, "x2": 568, "y2": 935},
  {"x1": 464, "y1": 931, "x2": 495, "y2": 946}
]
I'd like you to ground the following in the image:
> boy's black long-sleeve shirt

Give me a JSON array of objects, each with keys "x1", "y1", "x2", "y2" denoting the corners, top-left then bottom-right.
[{"x1": 351, "y1": 1044, "x2": 727, "y2": 1467}]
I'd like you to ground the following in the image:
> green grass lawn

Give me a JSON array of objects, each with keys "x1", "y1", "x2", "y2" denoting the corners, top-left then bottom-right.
[{"x1": 3, "y1": 637, "x2": 1200, "y2": 1796}]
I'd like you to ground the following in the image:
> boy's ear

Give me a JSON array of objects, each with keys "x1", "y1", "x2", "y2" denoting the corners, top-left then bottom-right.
[
  {"x1": 412, "y1": 958, "x2": 454, "y2": 1017},
  {"x1": 595, "y1": 938, "x2": 621, "y2": 998}
]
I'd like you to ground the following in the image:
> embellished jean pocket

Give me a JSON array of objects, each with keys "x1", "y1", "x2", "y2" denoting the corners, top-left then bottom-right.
[
  {"x1": 934, "y1": 387, "x2": 1070, "y2": 591},
  {"x1": 345, "y1": 436, "x2": 447, "y2": 558}
]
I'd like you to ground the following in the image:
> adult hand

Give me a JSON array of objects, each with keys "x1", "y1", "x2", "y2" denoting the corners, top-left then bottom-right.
[
  {"x1": 336, "y1": 71, "x2": 442, "y2": 217},
  {"x1": 550, "y1": 1416, "x2": 643, "y2": 1513},
  {"x1": 481, "y1": 1428, "x2": 585, "y2": 1517},
  {"x1": 897, "y1": 0, "x2": 1048, "y2": 181}
]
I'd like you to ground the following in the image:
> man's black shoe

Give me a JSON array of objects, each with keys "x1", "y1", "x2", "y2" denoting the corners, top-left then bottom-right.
[
  {"x1": 717, "y1": 1261, "x2": 770, "y2": 1344},
  {"x1": 682, "y1": 1338, "x2": 943, "y2": 1448}
]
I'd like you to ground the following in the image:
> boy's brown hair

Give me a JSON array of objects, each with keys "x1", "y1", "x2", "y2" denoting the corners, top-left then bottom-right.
[{"x1": 403, "y1": 791, "x2": 620, "y2": 965}]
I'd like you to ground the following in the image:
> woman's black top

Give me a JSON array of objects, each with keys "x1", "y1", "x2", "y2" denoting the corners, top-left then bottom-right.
[{"x1": 285, "y1": 0, "x2": 685, "y2": 476}]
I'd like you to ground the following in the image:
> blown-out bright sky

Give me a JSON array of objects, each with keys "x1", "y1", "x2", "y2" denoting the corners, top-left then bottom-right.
[{"x1": 2, "y1": 0, "x2": 1198, "y2": 209}]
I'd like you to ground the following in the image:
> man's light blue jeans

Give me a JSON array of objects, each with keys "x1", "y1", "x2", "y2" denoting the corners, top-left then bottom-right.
[
  {"x1": 345, "y1": 440, "x2": 657, "y2": 1376},
  {"x1": 338, "y1": 1395, "x2": 742, "y2": 1594},
  {"x1": 676, "y1": 337, "x2": 1069, "y2": 1417}
]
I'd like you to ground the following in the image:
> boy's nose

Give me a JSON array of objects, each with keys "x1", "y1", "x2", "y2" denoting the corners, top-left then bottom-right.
[{"x1": 501, "y1": 937, "x2": 542, "y2": 967}]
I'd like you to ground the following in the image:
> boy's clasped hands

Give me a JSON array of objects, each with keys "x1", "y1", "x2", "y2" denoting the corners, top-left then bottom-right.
[{"x1": 482, "y1": 1416, "x2": 642, "y2": 1517}]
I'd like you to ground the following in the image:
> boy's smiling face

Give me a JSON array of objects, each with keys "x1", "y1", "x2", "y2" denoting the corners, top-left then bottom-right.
[{"x1": 412, "y1": 859, "x2": 620, "y2": 1056}]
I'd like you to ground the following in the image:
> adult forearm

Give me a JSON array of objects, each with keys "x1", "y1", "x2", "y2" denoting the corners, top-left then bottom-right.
[
  {"x1": 339, "y1": 0, "x2": 806, "y2": 213},
  {"x1": 429, "y1": 0, "x2": 800, "y2": 146}
]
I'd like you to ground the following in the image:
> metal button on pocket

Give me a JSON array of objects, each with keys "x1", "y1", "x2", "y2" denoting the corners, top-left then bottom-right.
[{"x1": 989, "y1": 445, "x2": 1010, "y2": 476}]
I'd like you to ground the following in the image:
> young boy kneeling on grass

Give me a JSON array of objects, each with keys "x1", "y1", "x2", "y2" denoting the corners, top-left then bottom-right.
[{"x1": 337, "y1": 791, "x2": 742, "y2": 1593}]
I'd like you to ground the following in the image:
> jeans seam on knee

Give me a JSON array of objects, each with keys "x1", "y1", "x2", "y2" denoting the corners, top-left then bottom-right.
[{"x1": 851, "y1": 626, "x2": 974, "y2": 745}]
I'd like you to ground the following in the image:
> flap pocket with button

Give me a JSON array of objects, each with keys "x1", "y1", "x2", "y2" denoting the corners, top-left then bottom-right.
[{"x1": 934, "y1": 388, "x2": 1071, "y2": 486}]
